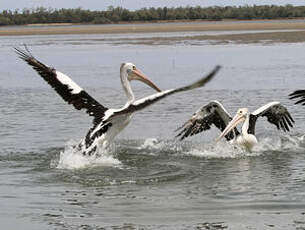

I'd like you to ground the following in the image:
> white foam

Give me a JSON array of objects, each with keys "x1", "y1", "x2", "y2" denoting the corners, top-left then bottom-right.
[
  {"x1": 183, "y1": 133, "x2": 305, "y2": 159},
  {"x1": 185, "y1": 137, "x2": 285, "y2": 158},
  {"x1": 253, "y1": 134, "x2": 303, "y2": 153},
  {"x1": 297, "y1": 134, "x2": 305, "y2": 148},
  {"x1": 138, "y1": 138, "x2": 183, "y2": 153},
  {"x1": 252, "y1": 136, "x2": 281, "y2": 152},
  {"x1": 185, "y1": 141, "x2": 249, "y2": 159},
  {"x1": 53, "y1": 140, "x2": 121, "y2": 170},
  {"x1": 51, "y1": 134, "x2": 305, "y2": 169},
  {"x1": 140, "y1": 138, "x2": 164, "y2": 150}
]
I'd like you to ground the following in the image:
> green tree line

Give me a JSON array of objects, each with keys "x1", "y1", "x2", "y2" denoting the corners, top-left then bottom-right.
[{"x1": 0, "y1": 4, "x2": 304, "y2": 26}]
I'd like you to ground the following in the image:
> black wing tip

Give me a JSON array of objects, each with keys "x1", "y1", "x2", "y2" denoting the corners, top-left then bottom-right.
[
  {"x1": 175, "y1": 122, "x2": 196, "y2": 141},
  {"x1": 289, "y1": 90, "x2": 305, "y2": 105},
  {"x1": 194, "y1": 65, "x2": 222, "y2": 88},
  {"x1": 174, "y1": 131, "x2": 185, "y2": 141},
  {"x1": 175, "y1": 125, "x2": 184, "y2": 132},
  {"x1": 294, "y1": 99, "x2": 305, "y2": 105},
  {"x1": 278, "y1": 112, "x2": 295, "y2": 132},
  {"x1": 285, "y1": 116, "x2": 294, "y2": 127},
  {"x1": 210, "y1": 65, "x2": 222, "y2": 76},
  {"x1": 289, "y1": 94, "x2": 304, "y2": 100},
  {"x1": 14, "y1": 44, "x2": 34, "y2": 61},
  {"x1": 175, "y1": 126, "x2": 187, "y2": 140},
  {"x1": 176, "y1": 136, "x2": 185, "y2": 141},
  {"x1": 215, "y1": 65, "x2": 222, "y2": 71},
  {"x1": 203, "y1": 65, "x2": 221, "y2": 79},
  {"x1": 289, "y1": 89, "x2": 305, "y2": 96}
]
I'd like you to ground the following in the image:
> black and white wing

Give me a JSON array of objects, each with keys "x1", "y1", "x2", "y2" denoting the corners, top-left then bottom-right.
[
  {"x1": 112, "y1": 65, "x2": 221, "y2": 115},
  {"x1": 175, "y1": 100, "x2": 239, "y2": 141},
  {"x1": 80, "y1": 66, "x2": 219, "y2": 155},
  {"x1": 15, "y1": 47, "x2": 108, "y2": 125},
  {"x1": 289, "y1": 90, "x2": 305, "y2": 105},
  {"x1": 249, "y1": 101, "x2": 294, "y2": 135}
]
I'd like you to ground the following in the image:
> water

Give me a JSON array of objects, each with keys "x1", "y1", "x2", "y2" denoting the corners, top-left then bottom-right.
[{"x1": 1, "y1": 28, "x2": 305, "y2": 229}]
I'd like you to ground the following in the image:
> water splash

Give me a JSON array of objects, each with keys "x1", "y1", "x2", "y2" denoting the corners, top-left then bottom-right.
[
  {"x1": 295, "y1": 134, "x2": 305, "y2": 148},
  {"x1": 137, "y1": 138, "x2": 184, "y2": 153},
  {"x1": 51, "y1": 134, "x2": 305, "y2": 169},
  {"x1": 140, "y1": 138, "x2": 164, "y2": 150},
  {"x1": 53, "y1": 140, "x2": 121, "y2": 170},
  {"x1": 253, "y1": 134, "x2": 304, "y2": 153},
  {"x1": 185, "y1": 141, "x2": 249, "y2": 159},
  {"x1": 183, "y1": 134, "x2": 305, "y2": 159}
]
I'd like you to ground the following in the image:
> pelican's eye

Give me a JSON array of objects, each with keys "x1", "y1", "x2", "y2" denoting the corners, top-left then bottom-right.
[
  {"x1": 239, "y1": 111, "x2": 243, "y2": 114},
  {"x1": 133, "y1": 66, "x2": 136, "y2": 70}
]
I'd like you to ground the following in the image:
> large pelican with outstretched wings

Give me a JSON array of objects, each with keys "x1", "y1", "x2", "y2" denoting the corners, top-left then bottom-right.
[{"x1": 15, "y1": 47, "x2": 220, "y2": 156}]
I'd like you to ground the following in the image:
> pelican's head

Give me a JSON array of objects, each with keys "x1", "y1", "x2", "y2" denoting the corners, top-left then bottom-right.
[
  {"x1": 216, "y1": 108, "x2": 249, "y2": 142},
  {"x1": 120, "y1": 63, "x2": 161, "y2": 92}
]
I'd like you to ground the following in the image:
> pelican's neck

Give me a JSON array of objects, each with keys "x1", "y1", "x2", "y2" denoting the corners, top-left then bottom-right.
[
  {"x1": 120, "y1": 71, "x2": 135, "y2": 104},
  {"x1": 241, "y1": 113, "x2": 250, "y2": 136},
  {"x1": 238, "y1": 113, "x2": 258, "y2": 151}
]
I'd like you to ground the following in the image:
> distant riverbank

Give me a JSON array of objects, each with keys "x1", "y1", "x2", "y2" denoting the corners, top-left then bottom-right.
[{"x1": 1, "y1": 19, "x2": 305, "y2": 36}]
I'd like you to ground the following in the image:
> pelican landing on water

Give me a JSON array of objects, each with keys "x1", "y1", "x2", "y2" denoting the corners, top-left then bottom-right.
[
  {"x1": 176, "y1": 101, "x2": 294, "y2": 151},
  {"x1": 15, "y1": 47, "x2": 220, "y2": 156}
]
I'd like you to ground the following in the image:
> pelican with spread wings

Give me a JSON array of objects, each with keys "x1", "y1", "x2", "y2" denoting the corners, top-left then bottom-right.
[
  {"x1": 16, "y1": 47, "x2": 220, "y2": 156},
  {"x1": 176, "y1": 101, "x2": 294, "y2": 151}
]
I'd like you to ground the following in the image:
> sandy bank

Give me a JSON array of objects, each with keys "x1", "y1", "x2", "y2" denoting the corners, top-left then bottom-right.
[{"x1": 1, "y1": 20, "x2": 305, "y2": 36}]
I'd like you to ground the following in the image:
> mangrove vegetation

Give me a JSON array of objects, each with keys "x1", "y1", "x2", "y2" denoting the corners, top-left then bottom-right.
[{"x1": 0, "y1": 4, "x2": 304, "y2": 26}]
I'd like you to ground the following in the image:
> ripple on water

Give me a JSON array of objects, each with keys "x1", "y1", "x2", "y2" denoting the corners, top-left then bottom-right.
[
  {"x1": 2, "y1": 135, "x2": 305, "y2": 230},
  {"x1": 23, "y1": 134, "x2": 301, "y2": 192}
]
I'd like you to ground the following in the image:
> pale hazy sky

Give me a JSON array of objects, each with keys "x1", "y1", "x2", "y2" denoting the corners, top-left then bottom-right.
[{"x1": 1, "y1": 0, "x2": 305, "y2": 11}]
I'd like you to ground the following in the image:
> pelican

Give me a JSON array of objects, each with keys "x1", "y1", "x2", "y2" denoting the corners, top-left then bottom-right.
[
  {"x1": 176, "y1": 101, "x2": 294, "y2": 151},
  {"x1": 289, "y1": 90, "x2": 305, "y2": 105},
  {"x1": 15, "y1": 47, "x2": 220, "y2": 156}
]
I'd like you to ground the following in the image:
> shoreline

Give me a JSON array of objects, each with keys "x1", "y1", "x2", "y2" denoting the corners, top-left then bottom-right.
[{"x1": 1, "y1": 19, "x2": 305, "y2": 36}]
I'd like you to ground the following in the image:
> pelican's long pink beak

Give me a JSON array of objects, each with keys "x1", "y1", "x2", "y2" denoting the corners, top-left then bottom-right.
[
  {"x1": 216, "y1": 113, "x2": 245, "y2": 142},
  {"x1": 132, "y1": 69, "x2": 161, "y2": 92}
]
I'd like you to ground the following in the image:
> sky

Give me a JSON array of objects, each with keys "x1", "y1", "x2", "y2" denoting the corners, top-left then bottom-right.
[{"x1": 1, "y1": 0, "x2": 305, "y2": 11}]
